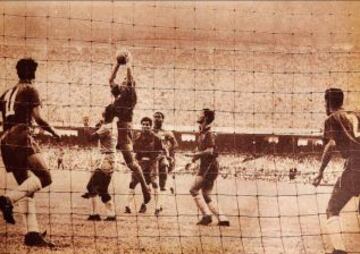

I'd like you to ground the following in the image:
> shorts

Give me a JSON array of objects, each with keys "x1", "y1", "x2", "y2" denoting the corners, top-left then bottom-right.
[
  {"x1": 87, "y1": 169, "x2": 112, "y2": 203},
  {"x1": 116, "y1": 121, "x2": 133, "y2": 150},
  {"x1": 327, "y1": 164, "x2": 360, "y2": 216},
  {"x1": 138, "y1": 159, "x2": 158, "y2": 185},
  {"x1": 198, "y1": 159, "x2": 219, "y2": 182},
  {"x1": 0, "y1": 124, "x2": 41, "y2": 173}
]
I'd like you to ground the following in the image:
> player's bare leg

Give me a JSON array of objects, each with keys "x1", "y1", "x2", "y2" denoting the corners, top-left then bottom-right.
[
  {"x1": 202, "y1": 188, "x2": 230, "y2": 227},
  {"x1": 125, "y1": 175, "x2": 138, "y2": 214},
  {"x1": 190, "y1": 176, "x2": 212, "y2": 225},
  {"x1": 122, "y1": 149, "x2": 151, "y2": 204},
  {"x1": 2, "y1": 154, "x2": 55, "y2": 247}
]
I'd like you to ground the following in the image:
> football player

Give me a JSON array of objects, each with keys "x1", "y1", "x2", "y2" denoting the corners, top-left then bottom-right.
[
  {"x1": 186, "y1": 109, "x2": 230, "y2": 226},
  {"x1": 109, "y1": 50, "x2": 151, "y2": 205},
  {"x1": 81, "y1": 104, "x2": 117, "y2": 221},
  {"x1": 153, "y1": 111, "x2": 178, "y2": 198},
  {"x1": 313, "y1": 88, "x2": 360, "y2": 254},
  {"x1": 125, "y1": 117, "x2": 163, "y2": 216},
  {"x1": 0, "y1": 58, "x2": 59, "y2": 247}
]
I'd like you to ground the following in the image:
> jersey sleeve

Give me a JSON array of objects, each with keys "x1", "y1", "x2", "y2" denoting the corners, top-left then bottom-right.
[
  {"x1": 27, "y1": 86, "x2": 41, "y2": 108},
  {"x1": 96, "y1": 124, "x2": 111, "y2": 137}
]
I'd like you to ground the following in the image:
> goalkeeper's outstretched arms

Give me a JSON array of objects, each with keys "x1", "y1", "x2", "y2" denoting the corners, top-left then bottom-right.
[{"x1": 109, "y1": 49, "x2": 133, "y2": 89}]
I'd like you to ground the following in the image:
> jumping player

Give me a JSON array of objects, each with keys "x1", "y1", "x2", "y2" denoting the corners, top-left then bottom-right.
[
  {"x1": 109, "y1": 49, "x2": 151, "y2": 205},
  {"x1": 0, "y1": 58, "x2": 59, "y2": 247},
  {"x1": 125, "y1": 117, "x2": 163, "y2": 216},
  {"x1": 186, "y1": 109, "x2": 230, "y2": 226},
  {"x1": 153, "y1": 111, "x2": 178, "y2": 197},
  {"x1": 81, "y1": 104, "x2": 117, "y2": 221},
  {"x1": 313, "y1": 88, "x2": 360, "y2": 254}
]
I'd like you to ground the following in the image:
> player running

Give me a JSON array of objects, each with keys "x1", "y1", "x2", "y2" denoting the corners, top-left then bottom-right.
[
  {"x1": 125, "y1": 117, "x2": 163, "y2": 216},
  {"x1": 0, "y1": 58, "x2": 60, "y2": 247},
  {"x1": 153, "y1": 111, "x2": 178, "y2": 197},
  {"x1": 186, "y1": 109, "x2": 230, "y2": 226},
  {"x1": 313, "y1": 88, "x2": 360, "y2": 254},
  {"x1": 109, "y1": 49, "x2": 151, "y2": 205}
]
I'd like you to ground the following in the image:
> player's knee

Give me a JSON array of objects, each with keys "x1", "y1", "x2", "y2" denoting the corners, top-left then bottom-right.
[
  {"x1": 151, "y1": 182, "x2": 158, "y2": 189},
  {"x1": 100, "y1": 193, "x2": 111, "y2": 203},
  {"x1": 189, "y1": 187, "x2": 199, "y2": 197},
  {"x1": 127, "y1": 161, "x2": 141, "y2": 172},
  {"x1": 203, "y1": 194, "x2": 212, "y2": 204}
]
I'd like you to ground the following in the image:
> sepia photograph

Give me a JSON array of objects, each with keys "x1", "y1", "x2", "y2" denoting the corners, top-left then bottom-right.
[{"x1": 0, "y1": 1, "x2": 359, "y2": 253}]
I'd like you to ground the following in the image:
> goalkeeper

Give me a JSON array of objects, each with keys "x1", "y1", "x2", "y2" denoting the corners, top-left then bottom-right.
[{"x1": 109, "y1": 49, "x2": 151, "y2": 205}]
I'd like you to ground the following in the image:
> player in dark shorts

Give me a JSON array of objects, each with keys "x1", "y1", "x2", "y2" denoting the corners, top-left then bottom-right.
[
  {"x1": 0, "y1": 58, "x2": 60, "y2": 247},
  {"x1": 109, "y1": 49, "x2": 150, "y2": 204},
  {"x1": 312, "y1": 88, "x2": 360, "y2": 254},
  {"x1": 153, "y1": 111, "x2": 178, "y2": 197},
  {"x1": 81, "y1": 104, "x2": 117, "y2": 221},
  {"x1": 186, "y1": 109, "x2": 229, "y2": 226},
  {"x1": 125, "y1": 117, "x2": 163, "y2": 216}
]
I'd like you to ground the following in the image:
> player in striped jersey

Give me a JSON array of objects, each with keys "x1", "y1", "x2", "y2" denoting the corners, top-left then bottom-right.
[{"x1": 0, "y1": 58, "x2": 59, "y2": 247}]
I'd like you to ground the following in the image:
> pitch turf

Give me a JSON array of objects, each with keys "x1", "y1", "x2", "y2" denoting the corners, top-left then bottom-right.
[{"x1": 0, "y1": 157, "x2": 359, "y2": 253}]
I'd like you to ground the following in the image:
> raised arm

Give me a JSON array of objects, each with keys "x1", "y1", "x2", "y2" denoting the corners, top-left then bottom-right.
[{"x1": 109, "y1": 62, "x2": 121, "y2": 88}]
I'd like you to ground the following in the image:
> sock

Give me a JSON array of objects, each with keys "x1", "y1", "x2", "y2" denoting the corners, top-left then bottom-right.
[
  {"x1": 207, "y1": 201, "x2": 228, "y2": 222},
  {"x1": 7, "y1": 176, "x2": 42, "y2": 204},
  {"x1": 327, "y1": 216, "x2": 346, "y2": 251},
  {"x1": 154, "y1": 188, "x2": 160, "y2": 210},
  {"x1": 20, "y1": 197, "x2": 39, "y2": 233},
  {"x1": 105, "y1": 200, "x2": 115, "y2": 217},
  {"x1": 91, "y1": 197, "x2": 98, "y2": 215},
  {"x1": 127, "y1": 189, "x2": 135, "y2": 208},
  {"x1": 193, "y1": 195, "x2": 210, "y2": 216}
]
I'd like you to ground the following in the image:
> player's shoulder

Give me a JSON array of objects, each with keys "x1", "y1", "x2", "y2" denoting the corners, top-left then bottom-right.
[{"x1": 18, "y1": 83, "x2": 40, "y2": 98}]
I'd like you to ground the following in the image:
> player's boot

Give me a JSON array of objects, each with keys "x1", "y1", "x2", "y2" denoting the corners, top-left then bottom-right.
[
  {"x1": 125, "y1": 206, "x2": 132, "y2": 214},
  {"x1": 81, "y1": 192, "x2": 95, "y2": 199},
  {"x1": 24, "y1": 232, "x2": 55, "y2": 247},
  {"x1": 104, "y1": 216, "x2": 116, "y2": 221},
  {"x1": 139, "y1": 203, "x2": 147, "y2": 213},
  {"x1": 87, "y1": 214, "x2": 101, "y2": 221},
  {"x1": 332, "y1": 250, "x2": 347, "y2": 254},
  {"x1": 218, "y1": 220, "x2": 230, "y2": 227},
  {"x1": 196, "y1": 215, "x2": 212, "y2": 226},
  {"x1": 154, "y1": 207, "x2": 162, "y2": 217},
  {"x1": 0, "y1": 196, "x2": 15, "y2": 224}
]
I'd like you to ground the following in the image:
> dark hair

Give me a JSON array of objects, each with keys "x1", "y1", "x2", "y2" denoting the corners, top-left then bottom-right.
[
  {"x1": 153, "y1": 111, "x2": 164, "y2": 119},
  {"x1": 141, "y1": 117, "x2": 152, "y2": 126},
  {"x1": 203, "y1": 108, "x2": 215, "y2": 125},
  {"x1": 103, "y1": 104, "x2": 115, "y2": 123},
  {"x1": 16, "y1": 58, "x2": 38, "y2": 81},
  {"x1": 325, "y1": 88, "x2": 344, "y2": 109}
]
